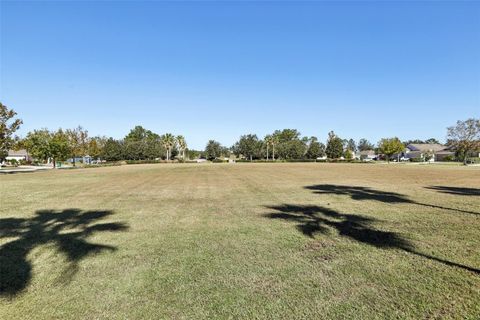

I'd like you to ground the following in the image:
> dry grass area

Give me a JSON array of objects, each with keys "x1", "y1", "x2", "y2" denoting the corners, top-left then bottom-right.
[{"x1": 1, "y1": 163, "x2": 479, "y2": 319}]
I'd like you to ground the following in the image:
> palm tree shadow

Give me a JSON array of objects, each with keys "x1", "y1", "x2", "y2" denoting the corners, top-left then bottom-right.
[
  {"x1": 305, "y1": 184, "x2": 479, "y2": 215},
  {"x1": 0, "y1": 209, "x2": 128, "y2": 297},
  {"x1": 264, "y1": 204, "x2": 479, "y2": 274},
  {"x1": 425, "y1": 186, "x2": 480, "y2": 196}
]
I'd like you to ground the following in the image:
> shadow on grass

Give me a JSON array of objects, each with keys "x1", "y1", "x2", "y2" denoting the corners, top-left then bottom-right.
[
  {"x1": 0, "y1": 209, "x2": 128, "y2": 297},
  {"x1": 305, "y1": 184, "x2": 479, "y2": 215},
  {"x1": 264, "y1": 204, "x2": 480, "y2": 274},
  {"x1": 425, "y1": 186, "x2": 480, "y2": 196}
]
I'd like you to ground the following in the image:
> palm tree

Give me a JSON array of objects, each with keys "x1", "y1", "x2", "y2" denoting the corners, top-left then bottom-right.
[
  {"x1": 264, "y1": 135, "x2": 272, "y2": 161},
  {"x1": 161, "y1": 133, "x2": 175, "y2": 161},
  {"x1": 176, "y1": 135, "x2": 187, "y2": 160},
  {"x1": 271, "y1": 134, "x2": 279, "y2": 161}
]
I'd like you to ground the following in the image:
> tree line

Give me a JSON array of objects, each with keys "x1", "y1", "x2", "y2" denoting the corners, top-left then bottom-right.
[{"x1": 1, "y1": 102, "x2": 479, "y2": 165}]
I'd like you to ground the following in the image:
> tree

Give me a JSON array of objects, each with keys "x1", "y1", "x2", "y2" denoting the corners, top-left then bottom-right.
[
  {"x1": 186, "y1": 149, "x2": 201, "y2": 160},
  {"x1": 144, "y1": 132, "x2": 163, "y2": 160},
  {"x1": 161, "y1": 133, "x2": 175, "y2": 161},
  {"x1": 347, "y1": 139, "x2": 357, "y2": 153},
  {"x1": 344, "y1": 149, "x2": 354, "y2": 160},
  {"x1": 425, "y1": 138, "x2": 440, "y2": 144},
  {"x1": 264, "y1": 135, "x2": 272, "y2": 161},
  {"x1": 358, "y1": 138, "x2": 374, "y2": 151},
  {"x1": 378, "y1": 137, "x2": 404, "y2": 163},
  {"x1": 204, "y1": 140, "x2": 222, "y2": 160},
  {"x1": 50, "y1": 129, "x2": 71, "y2": 166},
  {"x1": 0, "y1": 103, "x2": 23, "y2": 162},
  {"x1": 88, "y1": 136, "x2": 105, "y2": 159},
  {"x1": 305, "y1": 137, "x2": 325, "y2": 159},
  {"x1": 66, "y1": 126, "x2": 89, "y2": 166},
  {"x1": 325, "y1": 131, "x2": 343, "y2": 159},
  {"x1": 447, "y1": 118, "x2": 480, "y2": 165},
  {"x1": 403, "y1": 139, "x2": 425, "y2": 146},
  {"x1": 24, "y1": 129, "x2": 71, "y2": 168},
  {"x1": 270, "y1": 134, "x2": 279, "y2": 160},
  {"x1": 101, "y1": 138, "x2": 124, "y2": 161},
  {"x1": 125, "y1": 125, "x2": 150, "y2": 142},
  {"x1": 234, "y1": 134, "x2": 262, "y2": 161},
  {"x1": 271, "y1": 129, "x2": 307, "y2": 159},
  {"x1": 176, "y1": 135, "x2": 187, "y2": 160}
]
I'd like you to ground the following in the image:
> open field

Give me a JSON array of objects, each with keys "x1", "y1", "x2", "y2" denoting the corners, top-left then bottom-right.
[{"x1": 1, "y1": 163, "x2": 479, "y2": 319}]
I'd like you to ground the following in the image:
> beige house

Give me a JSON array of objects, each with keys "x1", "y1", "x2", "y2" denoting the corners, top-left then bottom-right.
[{"x1": 404, "y1": 144, "x2": 454, "y2": 162}]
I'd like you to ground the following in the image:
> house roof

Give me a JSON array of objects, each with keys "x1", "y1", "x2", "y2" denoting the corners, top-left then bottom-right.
[
  {"x1": 360, "y1": 150, "x2": 376, "y2": 156},
  {"x1": 406, "y1": 144, "x2": 446, "y2": 152},
  {"x1": 8, "y1": 149, "x2": 29, "y2": 157}
]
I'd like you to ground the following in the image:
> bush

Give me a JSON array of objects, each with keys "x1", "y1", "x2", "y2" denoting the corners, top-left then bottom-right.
[
  {"x1": 125, "y1": 159, "x2": 178, "y2": 165},
  {"x1": 19, "y1": 159, "x2": 32, "y2": 165},
  {"x1": 467, "y1": 157, "x2": 480, "y2": 164},
  {"x1": 212, "y1": 159, "x2": 228, "y2": 163},
  {"x1": 442, "y1": 155, "x2": 455, "y2": 162},
  {"x1": 410, "y1": 157, "x2": 423, "y2": 162},
  {"x1": 8, "y1": 159, "x2": 19, "y2": 167}
]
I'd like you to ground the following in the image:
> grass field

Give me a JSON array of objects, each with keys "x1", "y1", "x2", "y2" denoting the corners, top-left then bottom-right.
[{"x1": 1, "y1": 163, "x2": 479, "y2": 319}]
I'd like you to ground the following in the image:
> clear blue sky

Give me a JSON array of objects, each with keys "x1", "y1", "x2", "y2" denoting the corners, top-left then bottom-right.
[{"x1": 1, "y1": 1, "x2": 479, "y2": 149}]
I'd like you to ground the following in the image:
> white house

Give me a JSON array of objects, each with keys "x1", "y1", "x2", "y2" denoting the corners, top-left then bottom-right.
[{"x1": 6, "y1": 149, "x2": 32, "y2": 162}]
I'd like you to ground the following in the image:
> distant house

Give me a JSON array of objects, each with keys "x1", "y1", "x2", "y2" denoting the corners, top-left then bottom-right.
[
  {"x1": 404, "y1": 144, "x2": 454, "y2": 162},
  {"x1": 359, "y1": 150, "x2": 377, "y2": 161},
  {"x1": 6, "y1": 149, "x2": 32, "y2": 162},
  {"x1": 68, "y1": 155, "x2": 93, "y2": 164}
]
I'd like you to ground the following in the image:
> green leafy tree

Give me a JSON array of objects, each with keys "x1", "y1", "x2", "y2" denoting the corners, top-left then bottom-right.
[
  {"x1": 123, "y1": 126, "x2": 166, "y2": 160},
  {"x1": 305, "y1": 137, "x2": 325, "y2": 159},
  {"x1": 101, "y1": 138, "x2": 124, "y2": 161},
  {"x1": 325, "y1": 131, "x2": 343, "y2": 159},
  {"x1": 403, "y1": 139, "x2": 425, "y2": 146},
  {"x1": 24, "y1": 129, "x2": 71, "y2": 168},
  {"x1": 125, "y1": 126, "x2": 151, "y2": 142},
  {"x1": 358, "y1": 138, "x2": 374, "y2": 151},
  {"x1": 234, "y1": 134, "x2": 262, "y2": 161},
  {"x1": 144, "y1": 132, "x2": 163, "y2": 160},
  {"x1": 0, "y1": 103, "x2": 23, "y2": 162},
  {"x1": 204, "y1": 140, "x2": 223, "y2": 160},
  {"x1": 447, "y1": 118, "x2": 480, "y2": 165},
  {"x1": 344, "y1": 149, "x2": 354, "y2": 160},
  {"x1": 425, "y1": 138, "x2": 440, "y2": 144},
  {"x1": 378, "y1": 137, "x2": 404, "y2": 163},
  {"x1": 271, "y1": 129, "x2": 307, "y2": 159},
  {"x1": 347, "y1": 139, "x2": 357, "y2": 153},
  {"x1": 66, "y1": 126, "x2": 89, "y2": 166},
  {"x1": 88, "y1": 136, "x2": 106, "y2": 159},
  {"x1": 186, "y1": 149, "x2": 201, "y2": 160}
]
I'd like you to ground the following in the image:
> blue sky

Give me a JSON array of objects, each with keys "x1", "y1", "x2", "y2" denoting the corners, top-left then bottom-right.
[{"x1": 1, "y1": 1, "x2": 479, "y2": 149}]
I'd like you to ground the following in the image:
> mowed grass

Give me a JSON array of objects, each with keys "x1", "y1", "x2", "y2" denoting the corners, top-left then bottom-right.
[{"x1": 1, "y1": 163, "x2": 479, "y2": 319}]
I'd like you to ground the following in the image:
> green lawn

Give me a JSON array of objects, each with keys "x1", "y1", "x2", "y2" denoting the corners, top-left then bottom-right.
[{"x1": 1, "y1": 163, "x2": 479, "y2": 319}]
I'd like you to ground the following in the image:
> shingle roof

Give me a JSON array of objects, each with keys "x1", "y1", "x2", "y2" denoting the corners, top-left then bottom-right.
[
  {"x1": 360, "y1": 150, "x2": 376, "y2": 156},
  {"x1": 7, "y1": 149, "x2": 29, "y2": 156},
  {"x1": 407, "y1": 144, "x2": 446, "y2": 152}
]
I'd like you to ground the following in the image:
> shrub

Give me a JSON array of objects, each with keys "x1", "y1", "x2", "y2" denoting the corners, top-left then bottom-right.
[
  {"x1": 467, "y1": 157, "x2": 480, "y2": 164},
  {"x1": 212, "y1": 159, "x2": 228, "y2": 163},
  {"x1": 442, "y1": 155, "x2": 455, "y2": 162},
  {"x1": 125, "y1": 159, "x2": 178, "y2": 165}
]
